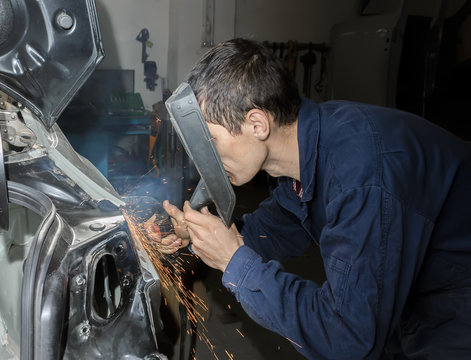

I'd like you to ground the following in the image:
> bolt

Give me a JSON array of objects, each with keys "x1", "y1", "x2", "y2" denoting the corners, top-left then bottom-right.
[
  {"x1": 121, "y1": 276, "x2": 131, "y2": 287},
  {"x1": 56, "y1": 11, "x2": 74, "y2": 30},
  {"x1": 115, "y1": 243, "x2": 125, "y2": 254},
  {"x1": 75, "y1": 275, "x2": 85, "y2": 286},
  {"x1": 79, "y1": 322, "x2": 90, "y2": 338},
  {"x1": 89, "y1": 222, "x2": 105, "y2": 231}
]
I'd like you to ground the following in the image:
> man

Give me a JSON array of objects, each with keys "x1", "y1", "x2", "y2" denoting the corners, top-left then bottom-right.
[{"x1": 147, "y1": 38, "x2": 471, "y2": 359}]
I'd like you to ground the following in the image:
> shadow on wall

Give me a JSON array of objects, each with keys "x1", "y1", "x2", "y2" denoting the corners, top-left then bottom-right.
[{"x1": 95, "y1": 0, "x2": 122, "y2": 69}]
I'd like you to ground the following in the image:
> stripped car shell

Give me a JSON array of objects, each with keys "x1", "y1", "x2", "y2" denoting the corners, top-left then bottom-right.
[{"x1": 0, "y1": 0, "x2": 166, "y2": 358}]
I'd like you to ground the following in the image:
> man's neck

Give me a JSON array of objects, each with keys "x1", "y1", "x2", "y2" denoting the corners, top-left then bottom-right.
[{"x1": 262, "y1": 120, "x2": 300, "y2": 181}]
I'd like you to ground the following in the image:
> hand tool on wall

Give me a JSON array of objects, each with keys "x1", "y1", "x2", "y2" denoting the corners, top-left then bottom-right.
[
  {"x1": 284, "y1": 40, "x2": 298, "y2": 76},
  {"x1": 136, "y1": 28, "x2": 159, "y2": 91},
  {"x1": 300, "y1": 44, "x2": 317, "y2": 98},
  {"x1": 136, "y1": 28, "x2": 149, "y2": 63}
]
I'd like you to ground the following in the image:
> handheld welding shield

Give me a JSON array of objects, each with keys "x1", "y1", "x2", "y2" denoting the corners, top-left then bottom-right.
[{"x1": 165, "y1": 82, "x2": 235, "y2": 226}]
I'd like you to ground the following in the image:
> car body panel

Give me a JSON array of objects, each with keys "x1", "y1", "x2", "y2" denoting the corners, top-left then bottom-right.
[{"x1": 0, "y1": 0, "x2": 167, "y2": 359}]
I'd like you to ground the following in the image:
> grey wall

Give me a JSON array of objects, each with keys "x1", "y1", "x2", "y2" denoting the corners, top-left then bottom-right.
[{"x1": 93, "y1": 0, "x2": 463, "y2": 108}]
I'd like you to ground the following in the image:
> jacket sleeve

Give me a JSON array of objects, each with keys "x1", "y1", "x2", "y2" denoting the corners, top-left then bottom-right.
[
  {"x1": 238, "y1": 195, "x2": 313, "y2": 262},
  {"x1": 223, "y1": 186, "x2": 433, "y2": 359}
]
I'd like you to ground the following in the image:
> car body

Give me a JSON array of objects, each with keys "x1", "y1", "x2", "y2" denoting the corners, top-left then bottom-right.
[{"x1": 0, "y1": 0, "x2": 166, "y2": 358}]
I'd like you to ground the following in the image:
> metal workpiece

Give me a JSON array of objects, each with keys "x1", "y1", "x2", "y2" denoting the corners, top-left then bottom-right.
[
  {"x1": 58, "y1": 208, "x2": 124, "y2": 247},
  {"x1": 0, "y1": 109, "x2": 36, "y2": 149},
  {"x1": 0, "y1": 0, "x2": 168, "y2": 358},
  {"x1": 3, "y1": 182, "x2": 164, "y2": 359},
  {"x1": 1, "y1": 97, "x2": 124, "y2": 210},
  {"x1": 165, "y1": 82, "x2": 235, "y2": 226},
  {"x1": 8, "y1": 181, "x2": 64, "y2": 360},
  {"x1": 22, "y1": 108, "x2": 124, "y2": 208},
  {"x1": 0, "y1": 0, "x2": 104, "y2": 129},
  {"x1": 0, "y1": 113, "x2": 7, "y2": 230},
  {"x1": 62, "y1": 229, "x2": 163, "y2": 359},
  {"x1": 0, "y1": 60, "x2": 163, "y2": 360}
]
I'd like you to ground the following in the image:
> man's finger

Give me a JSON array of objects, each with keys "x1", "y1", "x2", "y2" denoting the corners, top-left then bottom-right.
[
  {"x1": 163, "y1": 200, "x2": 181, "y2": 218},
  {"x1": 186, "y1": 222, "x2": 208, "y2": 245},
  {"x1": 183, "y1": 201, "x2": 215, "y2": 225},
  {"x1": 160, "y1": 234, "x2": 178, "y2": 244}
]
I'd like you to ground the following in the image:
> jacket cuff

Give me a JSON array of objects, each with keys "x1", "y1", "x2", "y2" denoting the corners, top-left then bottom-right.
[{"x1": 222, "y1": 245, "x2": 260, "y2": 299}]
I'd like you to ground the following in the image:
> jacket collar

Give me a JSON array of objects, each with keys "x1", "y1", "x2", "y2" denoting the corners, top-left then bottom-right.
[{"x1": 297, "y1": 98, "x2": 320, "y2": 203}]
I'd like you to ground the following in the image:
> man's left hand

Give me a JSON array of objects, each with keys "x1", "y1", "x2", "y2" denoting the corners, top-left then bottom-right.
[{"x1": 183, "y1": 201, "x2": 243, "y2": 272}]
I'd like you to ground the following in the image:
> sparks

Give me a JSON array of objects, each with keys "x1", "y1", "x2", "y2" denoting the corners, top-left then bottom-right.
[
  {"x1": 224, "y1": 350, "x2": 234, "y2": 360},
  {"x1": 285, "y1": 337, "x2": 302, "y2": 349},
  {"x1": 122, "y1": 208, "x2": 221, "y2": 359}
]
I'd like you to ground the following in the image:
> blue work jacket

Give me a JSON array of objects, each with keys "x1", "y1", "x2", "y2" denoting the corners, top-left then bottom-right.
[{"x1": 222, "y1": 99, "x2": 471, "y2": 359}]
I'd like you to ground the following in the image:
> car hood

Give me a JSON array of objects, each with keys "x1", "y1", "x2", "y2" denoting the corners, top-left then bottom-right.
[{"x1": 0, "y1": 0, "x2": 104, "y2": 129}]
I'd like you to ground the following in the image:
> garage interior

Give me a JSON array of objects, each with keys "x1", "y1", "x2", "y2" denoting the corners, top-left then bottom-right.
[
  {"x1": 0, "y1": 0, "x2": 470, "y2": 359},
  {"x1": 58, "y1": 0, "x2": 470, "y2": 359}
]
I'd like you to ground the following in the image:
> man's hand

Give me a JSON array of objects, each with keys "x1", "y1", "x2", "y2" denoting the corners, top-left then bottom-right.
[
  {"x1": 143, "y1": 200, "x2": 190, "y2": 254},
  {"x1": 183, "y1": 201, "x2": 244, "y2": 272},
  {"x1": 163, "y1": 200, "x2": 191, "y2": 241}
]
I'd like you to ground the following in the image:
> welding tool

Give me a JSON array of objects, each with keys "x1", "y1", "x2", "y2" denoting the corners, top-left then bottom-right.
[{"x1": 164, "y1": 82, "x2": 235, "y2": 226}]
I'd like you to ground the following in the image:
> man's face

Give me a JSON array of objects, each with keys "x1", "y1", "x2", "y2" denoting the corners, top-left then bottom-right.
[{"x1": 206, "y1": 122, "x2": 267, "y2": 186}]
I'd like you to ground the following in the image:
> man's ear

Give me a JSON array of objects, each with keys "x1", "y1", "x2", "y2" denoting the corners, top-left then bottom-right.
[{"x1": 245, "y1": 109, "x2": 270, "y2": 141}]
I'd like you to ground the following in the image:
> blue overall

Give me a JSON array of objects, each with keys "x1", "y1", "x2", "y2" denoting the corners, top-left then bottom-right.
[{"x1": 223, "y1": 99, "x2": 471, "y2": 359}]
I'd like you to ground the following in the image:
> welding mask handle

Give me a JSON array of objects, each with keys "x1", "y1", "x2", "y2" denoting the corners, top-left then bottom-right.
[
  {"x1": 189, "y1": 179, "x2": 211, "y2": 210},
  {"x1": 187, "y1": 178, "x2": 211, "y2": 254}
]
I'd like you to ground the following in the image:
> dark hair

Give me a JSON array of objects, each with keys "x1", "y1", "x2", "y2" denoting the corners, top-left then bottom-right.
[{"x1": 186, "y1": 38, "x2": 302, "y2": 134}]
